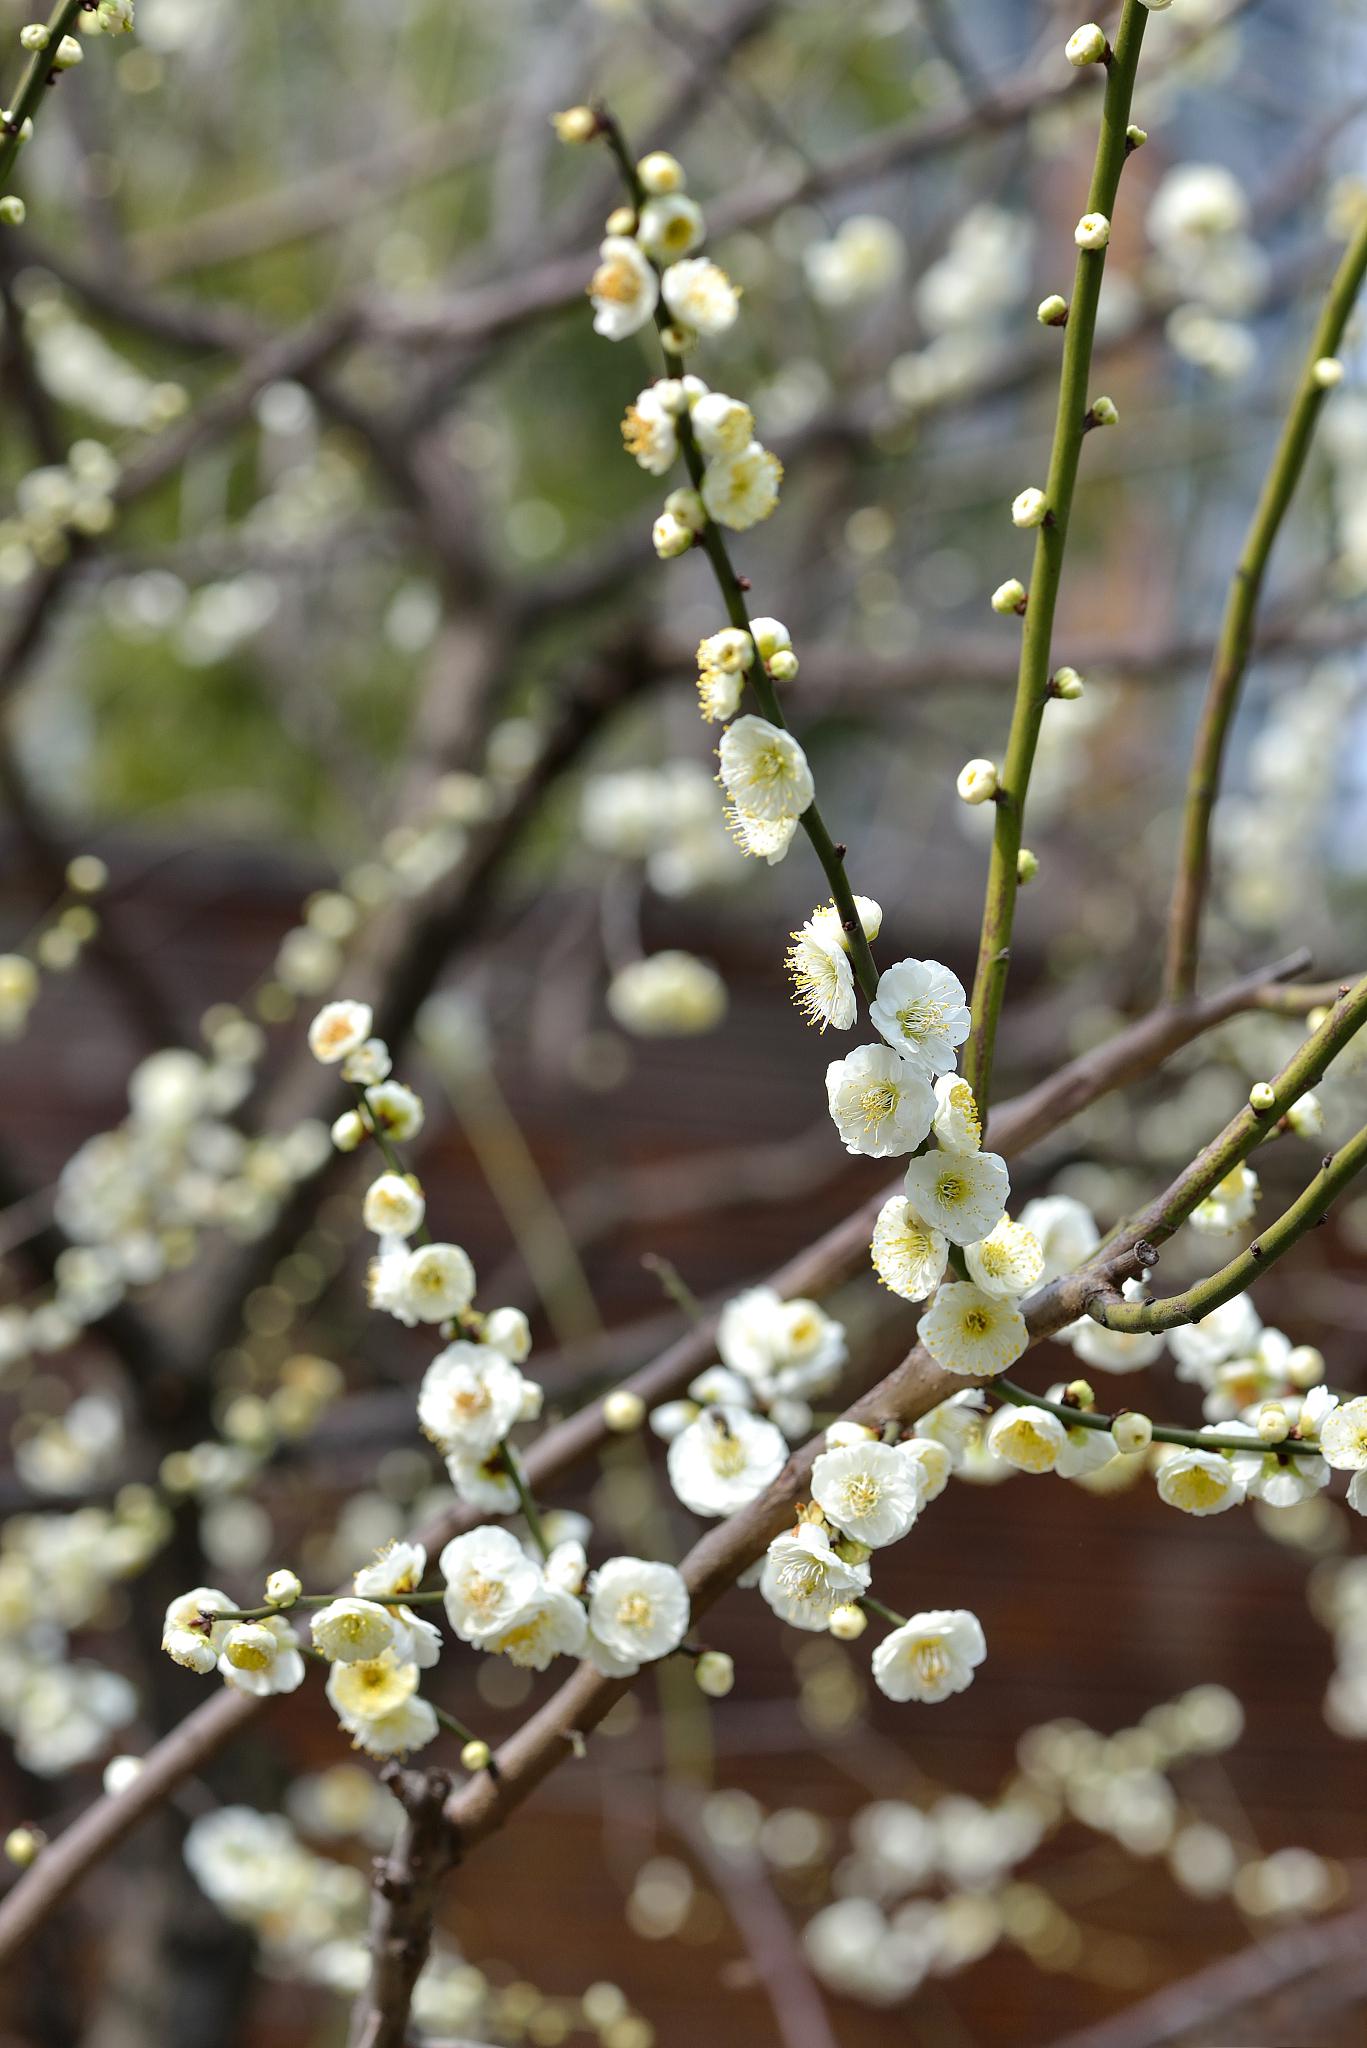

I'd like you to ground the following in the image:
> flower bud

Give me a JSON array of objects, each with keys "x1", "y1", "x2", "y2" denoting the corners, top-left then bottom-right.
[
  {"x1": 1075, "y1": 212, "x2": 1111, "y2": 250},
  {"x1": 604, "y1": 205, "x2": 636, "y2": 237},
  {"x1": 695, "y1": 1651, "x2": 735, "y2": 1698},
  {"x1": 67, "y1": 853, "x2": 107, "y2": 893},
  {"x1": 1126, "y1": 124, "x2": 1148, "y2": 150},
  {"x1": 53, "y1": 33, "x2": 82, "y2": 66},
  {"x1": 1037, "y1": 293, "x2": 1069, "y2": 327},
  {"x1": 266, "y1": 1568, "x2": 302, "y2": 1608},
  {"x1": 828, "y1": 1603, "x2": 867, "y2": 1641},
  {"x1": 1139, "y1": 0, "x2": 1172, "y2": 10},
  {"x1": 1017, "y1": 848, "x2": 1039, "y2": 884},
  {"x1": 991, "y1": 577, "x2": 1027, "y2": 615},
  {"x1": 768, "y1": 648, "x2": 799, "y2": 682},
  {"x1": 1288, "y1": 1344, "x2": 1325, "y2": 1390},
  {"x1": 825, "y1": 1419, "x2": 878, "y2": 1449},
  {"x1": 102, "y1": 1755, "x2": 143, "y2": 1796},
  {"x1": 637, "y1": 151, "x2": 685, "y2": 195},
  {"x1": 330, "y1": 1109, "x2": 366, "y2": 1152},
  {"x1": 5, "y1": 1827, "x2": 42, "y2": 1867},
  {"x1": 1248, "y1": 1081, "x2": 1276, "y2": 1114},
  {"x1": 461, "y1": 1738, "x2": 492, "y2": 1772},
  {"x1": 604, "y1": 1388, "x2": 647, "y2": 1433},
  {"x1": 552, "y1": 106, "x2": 598, "y2": 144},
  {"x1": 1088, "y1": 394, "x2": 1119, "y2": 426},
  {"x1": 658, "y1": 322, "x2": 695, "y2": 356},
  {"x1": 1065, "y1": 23, "x2": 1107, "y2": 65},
  {"x1": 1112, "y1": 1411, "x2": 1152, "y2": 1454},
  {"x1": 652, "y1": 511, "x2": 693, "y2": 560},
  {"x1": 1314, "y1": 356, "x2": 1345, "y2": 390},
  {"x1": 0, "y1": 195, "x2": 24, "y2": 226},
  {"x1": 664, "y1": 486, "x2": 705, "y2": 533},
  {"x1": 19, "y1": 25, "x2": 49, "y2": 51},
  {"x1": 1051, "y1": 665, "x2": 1085, "y2": 699},
  {"x1": 1065, "y1": 1379, "x2": 1094, "y2": 1409},
  {"x1": 1256, "y1": 1403, "x2": 1289, "y2": 1445},
  {"x1": 1012, "y1": 487, "x2": 1048, "y2": 529},
  {"x1": 957, "y1": 758, "x2": 999, "y2": 806}
]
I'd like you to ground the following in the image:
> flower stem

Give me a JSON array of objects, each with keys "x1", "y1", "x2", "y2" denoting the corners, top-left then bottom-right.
[
  {"x1": 962, "y1": 0, "x2": 1149, "y2": 1118},
  {"x1": 859, "y1": 1594, "x2": 908, "y2": 1629},
  {"x1": 434, "y1": 1703, "x2": 486, "y2": 1749},
  {"x1": 1163, "y1": 207, "x2": 1367, "y2": 1002},
  {"x1": 498, "y1": 1439, "x2": 550, "y2": 1559},
  {"x1": 991, "y1": 1376, "x2": 1324, "y2": 1459}
]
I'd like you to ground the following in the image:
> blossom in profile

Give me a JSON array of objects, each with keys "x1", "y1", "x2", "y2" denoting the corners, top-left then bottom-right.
[{"x1": 871, "y1": 1609, "x2": 986, "y2": 1703}]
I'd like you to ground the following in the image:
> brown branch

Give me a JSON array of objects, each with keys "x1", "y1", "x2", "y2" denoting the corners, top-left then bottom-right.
[
  {"x1": 348, "y1": 1767, "x2": 456, "y2": 2048},
  {"x1": 667, "y1": 1789, "x2": 841, "y2": 2048}
]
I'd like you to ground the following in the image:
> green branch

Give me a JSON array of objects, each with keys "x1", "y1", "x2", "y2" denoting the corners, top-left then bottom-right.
[
  {"x1": 962, "y1": 0, "x2": 1149, "y2": 1116},
  {"x1": 1094, "y1": 1120, "x2": 1367, "y2": 1334},
  {"x1": 992, "y1": 1377, "x2": 1323, "y2": 1459},
  {"x1": 0, "y1": 0, "x2": 87, "y2": 192},
  {"x1": 1163, "y1": 207, "x2": 1367, "y2": 1001}
]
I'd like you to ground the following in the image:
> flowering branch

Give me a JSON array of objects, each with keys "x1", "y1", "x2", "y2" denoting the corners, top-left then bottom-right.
[
  {"x1": 1163, "y1": 205, "x2": 1367, "y2": 1002},
  {"x1": 991, "y1": 1378, "x2": 1323, "y2": 1460},
  {"x1": 962, "y1": 0, "x2": 1150, "y2": 1115},
  {"x1": 0, "y1": 949, "x2": 1312, "y2": 1963},
  {"x1": 1093, "y1": 1121, "x2": 1367, "y2": 1336}
]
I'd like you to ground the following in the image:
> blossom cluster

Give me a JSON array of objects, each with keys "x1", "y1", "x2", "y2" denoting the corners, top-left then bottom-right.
[{"x1": 158, "y1": 996, "x2": 696, "y2": 1761}]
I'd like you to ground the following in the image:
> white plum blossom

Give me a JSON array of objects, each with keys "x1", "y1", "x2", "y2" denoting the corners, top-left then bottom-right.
[
  {"x1": 917, "y1": 1282, "x2": 1027, "y2": 1378},
  {"x1": 759, "y1": 1520, "x2": 870, "y2": 1630},
  {"x1": 326, "y1": 1655, "x2": 437, "y2": 1758},
  {"x1": 825, "y1": 1045, "x2": 935, "y2": 1157},
  {"x1": 916, "y1": 1389, "x2": 989, "y2": 1467},
  {"x1": 440, "y1": 1526, "x2": 543, "y2": 1644},
  {"x1": 1190, "y1": 1164, "x2": 1259, "y2": 1236},
  {"x1": 701, "y1": 441, "x2": 782, "y2": 529},
  {"x1": 804, "y1": 215, "x2": 905, "y2": 307},
  {"x1": 1017, "y1": 1194, "x2": 1099, "y2": 1283},
  {"x1": 667, "y1": 1405, "x2": 788, "y2": 1517},
  {"x1": 589, "y1": 236, "x2": 659, "y2": 339},
  {"x1": 870, "y1": 1195, "x2": 949, "y2": 1302},
  {"x1": 811, "y1": 1441, "x2": 925, "y2": 1547},
  {"x1": 1225, "y1": 1422, "x2": 1331, "y2": 1508},
  {"x1": 354, "y1": 1540, "x2": 426, "y2": 1602},
  {"x1": 932, "y1": 1075, "x2": 982, "y2": 1154},
  {"x1": 620, "y1": 385, "x2": 679, "y2": 474},
  {"x1": 361, "y1": 1173, "x2": 425, "y2": 1240},
  {"x1": 898, "y1": 1435, "x2": 953, "y2": 1503},
  {"x1": 662, "y1": 257, "x2": 740, "y2": 334},
  {"x1": 586, "y1": 1557, "x2": 691, "y2": 1676},
  {"x1": 310, "y1": 1598, "x2": 401, "y2": 1664},
  {"x1": 964, "y1": 1218, "x2": 1044, "y2": 1299},
  {"x1": 871, "y1": 1609, "x2": 986, "y2": 1703},
  {"x1": 902, "y1": 1150, "x2": 1010, "y2": 1245},
  {"x1": 607, "y1": 952, "x2": 727, "y2": 1036},
  {"x1": 418, "y1": 1342, "x2": 529, "y2": 1455},
  {"x1": 986, "y1": 1404, "x2": 1067, "y2": 1473},
  {"x1": 727, "y1": 807, "x2": 798, "y2": 864},
  {"x1": 1154, "y1": 1441, "x2": 1249, "y2": 1516},
  {"x1": 869, "y1": 960, "x2": 971, "y2": 1075},
  {"x1": 692, "y1": 392, "x2": 754, "y2": 456},
  {"x1": 1320, "y1": 1397, "x2": 1367, "y2": 1471},
  {"x1": 486, "y1": 1584, "x2": 589, "y2": 1670},
  {"x1": 483, "y1": 1305, "x2": 532, "y2": 1362},
  {"x1": 162, "y1": 1586, "x2": 233, "y2": 1673},
  {"x1": 218, "y1": 1616, "x2": 306, "y2": 1697},
  {"x1": 444, "y1": 1444, "x2": 520, "y2": 1513},
  {"x1": 717, "y1": 1286, "x2": 846, "y2": 1408},
  {"x1": 1167, "y1": 1293, "x2": 1263, "y2": 1383},
  {"x1": 718, "y1": 715, "x2": 814, "y2": 823},
  {"x1": 636, "y1": 193, "x2": 704, "y2": 264},
  {"x1": 308, "y1": 999, "x2": 373, "y2": 1065},
  {"x1": 787, "y1": 926, "x2": 857, "y2": 1032},
  {"x1": 1068, "y1": 1279, "x2": 1166, "y2": 1373}
]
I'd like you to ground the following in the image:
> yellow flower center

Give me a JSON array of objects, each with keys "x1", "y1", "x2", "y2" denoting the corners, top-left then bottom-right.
[
  {"x1": 617, "y1": 1592, "x2": 653, "y2": 1632},
  {"x1": 897, "y1": 997, "x2": 949, "y2": 1043},
  {"x1": 962, "y1": 1308, "x2": 992, "y2": 1337},
  {"x1": 912, "y1": 1639, "x2": 949, "y2": 1687},
  {"x1": 842, "y1": 1475, "x2": 881, "y2": 1518},
  {"x1": 859, "y1": 1083, "x2": 899, "y2": 1130},
  {"x1": 592, "y1": 255, "x2": 640, "y2": 305}
]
